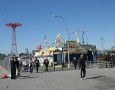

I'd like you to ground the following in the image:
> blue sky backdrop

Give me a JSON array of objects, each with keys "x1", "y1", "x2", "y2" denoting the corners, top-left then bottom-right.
[{"x1": 0, "y1": 0, "x2": 115, "y2": 54}]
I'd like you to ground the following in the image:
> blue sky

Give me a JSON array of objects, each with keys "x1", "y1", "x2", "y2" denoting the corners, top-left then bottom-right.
[{"x1": 0, "y1": 0, "x2": 115, "y2": 54}]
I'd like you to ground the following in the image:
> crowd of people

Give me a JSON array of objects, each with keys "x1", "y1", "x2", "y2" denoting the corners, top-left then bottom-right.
[
  {"x1": 10, "y1": 54, "x2": 87, "y2": 80},
  {"x1": 10, "y1": 57, "x2": 49, "y2": 79}
]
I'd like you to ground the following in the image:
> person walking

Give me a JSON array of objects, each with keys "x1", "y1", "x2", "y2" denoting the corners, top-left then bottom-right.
[
  {"x1": 11, "y1": 57, "x2": 16, "y2": 79},
  {"x1": 73, "y1": 57, "x2": 78, "y2": 69},
  {"x1": 15, "y1": 57, "x2": 20, "y2": 77},
  {"x1": 29, "y1": 58, "x2": 34, "y2": 73},
  {"x1": 44, "y1": 58, "x2": 49, "y2": 71},
  {"x1": 78, "y1": 54, "x2": 86, "y2": 80},
  {"x1": 19, "y1": 60, "x2": 22, "y2": 71},
  {"x1": 34, "y1": 58, "x2": 40, "y2": 73}
]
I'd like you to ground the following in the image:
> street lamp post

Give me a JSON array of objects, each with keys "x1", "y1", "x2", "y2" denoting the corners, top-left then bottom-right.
[
  {"x1": 53, "y1": 15, "x2": 70, "y2": 68},
  {"x1": 101, "y1": 37, "x2": 104, "y2": 54},
  {"x1": 86, "y1": 32, "x2": 88, "y2": 45}
]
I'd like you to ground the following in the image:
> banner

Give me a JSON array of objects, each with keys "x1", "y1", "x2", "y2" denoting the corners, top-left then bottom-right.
[
  {"x1": 56, "y1": 33, "x2": 62, "y2": 48},
  {"x1": 76, "y1": 32, "x2": 80, "y2": 44}
]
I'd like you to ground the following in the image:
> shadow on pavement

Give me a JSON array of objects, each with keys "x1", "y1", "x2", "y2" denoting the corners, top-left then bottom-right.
[
  {"x1": 87, "y1": 76, "x2": 106, "y2": 79},
  {"x1": 18, "y1": 75, "x2": 39, "y2": 79}
]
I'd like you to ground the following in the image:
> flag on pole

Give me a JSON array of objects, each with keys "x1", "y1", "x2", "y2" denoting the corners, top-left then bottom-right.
[
  {"x1": 76, "y1": 32, "x2": 80, "y2": 44},
  {"x1": 44, "y1": 35, "x2": 47, "y2": 44},
  {"x1": 37, "y1": 43, "x2": 42, "y2": 50},
  {"x1": 44, "y1": 35, "x2": 48, "y2": 50}
]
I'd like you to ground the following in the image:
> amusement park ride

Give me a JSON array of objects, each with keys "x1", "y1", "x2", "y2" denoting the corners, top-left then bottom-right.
[{"x1": 6, "y1": 22, "x2": 22, "y2": 57}]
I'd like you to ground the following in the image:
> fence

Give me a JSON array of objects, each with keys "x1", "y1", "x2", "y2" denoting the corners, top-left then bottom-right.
[
  {"x1": 0, "y1": 56, "x2": 11, "y2": 73},
  {"x1": 0, "y1": 56, "x2": 115, "y2": 73},
  {"x1": 85, "y1": 61, "x2": 115, "y2": 68}
]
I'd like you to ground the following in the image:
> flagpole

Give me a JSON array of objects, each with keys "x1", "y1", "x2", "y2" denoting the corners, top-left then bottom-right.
[{"x1": 44, "y1": 35, "x2": 47, "y2": 50}]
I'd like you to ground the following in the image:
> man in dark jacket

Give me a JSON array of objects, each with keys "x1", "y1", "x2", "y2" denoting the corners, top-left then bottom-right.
[
  {"x1": 78, "y1": 54, "x2": 86, "y2": 80},
  {"x1": 44, "y1": 58, "x2": 49, "y2": 71},
  {"x1": 34, "y1": 58, "x2": 39, "y2": 73},
  {"x1": 73, "y1": 57, "x2": 78, "y2": 69},
  {"x1": 11, "y1": 57, "x2": 16, "y2": 79}
]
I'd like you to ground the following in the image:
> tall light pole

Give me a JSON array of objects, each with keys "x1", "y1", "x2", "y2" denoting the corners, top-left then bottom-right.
[
  {"x1": 53, "y1": 15, "x2": 70, "y2": 68},
  {"x1": 86, "y1": 32, "x2": 88, "y2": 45},
  {"x1": 101, "y1": 37, "x2": 104, "y2": 54},
  {"x1": 81, "y1": 30, "x2": 85, "y2": 44}
]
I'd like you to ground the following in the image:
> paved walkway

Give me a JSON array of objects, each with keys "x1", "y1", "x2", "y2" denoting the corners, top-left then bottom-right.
[{"x1": 0, "y1": 68, "x2": 115, "y2": 90}]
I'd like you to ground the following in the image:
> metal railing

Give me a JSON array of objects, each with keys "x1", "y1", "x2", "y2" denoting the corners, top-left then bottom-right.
[
  {"x1": 85, "y1": 61, "x2": 115, "y2": 68},
  {"x1": 0, "y1": 56, "x2": 115, "y2": 73}
]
